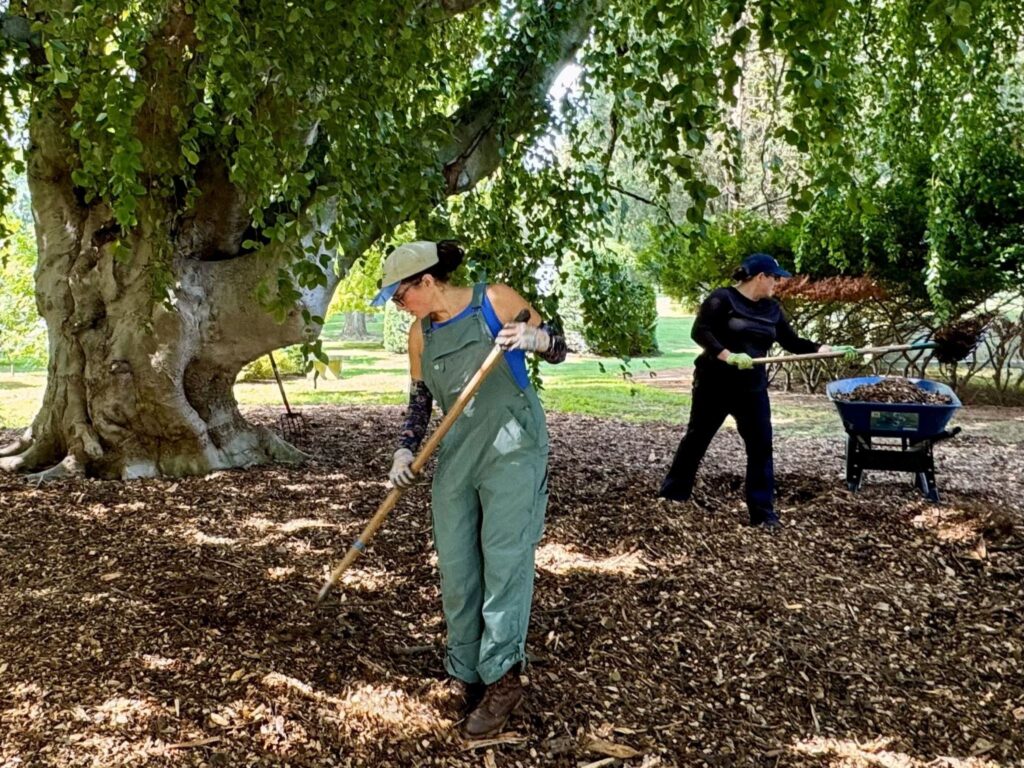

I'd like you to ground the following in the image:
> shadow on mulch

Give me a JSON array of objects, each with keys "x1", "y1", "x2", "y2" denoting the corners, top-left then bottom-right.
[{"x1": 0, "y1": 406, "x2": 1021, "y2": 766}]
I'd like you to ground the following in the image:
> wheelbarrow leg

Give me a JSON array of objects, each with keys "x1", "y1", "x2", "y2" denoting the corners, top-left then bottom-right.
[
  {"x1": 846, "y1": 435, "x2": 864, "y2": 493},
  {"x1": 918, "y1": 443, "x2": 940, "y2": 502}
]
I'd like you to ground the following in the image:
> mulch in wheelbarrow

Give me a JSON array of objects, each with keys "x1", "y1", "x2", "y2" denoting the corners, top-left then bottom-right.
[{"x1": 833, "y1": 377, "x2": 954, "y2": 405}]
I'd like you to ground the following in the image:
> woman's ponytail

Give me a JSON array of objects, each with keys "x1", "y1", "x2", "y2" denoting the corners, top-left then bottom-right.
[{"x1": 429, "y1": 240, "x2": 464, "y2": 281}]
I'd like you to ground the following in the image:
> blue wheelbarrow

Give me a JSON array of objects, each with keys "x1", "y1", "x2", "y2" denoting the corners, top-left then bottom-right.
[{"x1": 826, "y1": 376, "x2": 962, "y2": 502}]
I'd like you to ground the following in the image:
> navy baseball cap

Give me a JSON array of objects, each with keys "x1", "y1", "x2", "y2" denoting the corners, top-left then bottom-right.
[{"x1": 741, "y1": 252, "x2": 791, "y2": 278}]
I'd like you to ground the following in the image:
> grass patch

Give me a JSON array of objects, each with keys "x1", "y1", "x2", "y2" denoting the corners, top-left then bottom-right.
[
  {"x1": 3, "y1": 307, "x2": 1018, "y2": 443},
  {"x1": 540, "y1": 381, "x2": 690, "y2": 422},
  {"x1": 540, "y1": 315, "x2": 698, "y2": 386},
  {"x1": 0, "y1": 372, "x2": 46, "y2": 429}
]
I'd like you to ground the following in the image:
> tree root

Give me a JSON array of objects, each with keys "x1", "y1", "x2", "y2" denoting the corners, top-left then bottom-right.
[
  {"x1": 25, "y1": 455, "x2": 84, "y2": 485},
  {"x1": 0, "y1": 436, "x2": 62, "y2": 474},
  {"x1": 0, "y1": 429, "x2": 33, "y2": 458},
  {"x1": 260, "y1": 426, "x2": 309, "y2": 464}
]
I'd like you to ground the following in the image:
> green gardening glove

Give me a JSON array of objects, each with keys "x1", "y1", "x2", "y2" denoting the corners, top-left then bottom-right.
[
  {"x1": 833, "y1": 345, "x2": 862, "y2": 363},
  {"x1": 726, "y1": 352, "x2": 754, "y2": 370}
]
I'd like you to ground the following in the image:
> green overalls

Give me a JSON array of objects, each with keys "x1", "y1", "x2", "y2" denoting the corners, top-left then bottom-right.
[{"x1": 420, "y1": 284, "x2": 549, "y2": 685}]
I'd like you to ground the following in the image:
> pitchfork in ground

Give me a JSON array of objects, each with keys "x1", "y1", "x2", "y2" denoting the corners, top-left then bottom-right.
[{"x1": 267, "y1": 351, "x2": 308, "y2": 442}]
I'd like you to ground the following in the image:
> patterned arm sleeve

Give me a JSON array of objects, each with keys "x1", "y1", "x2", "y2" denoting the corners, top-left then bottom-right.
[
  {"x1": 397, "y1": 380, "x2": 433, "y2": 452},
  {"x1": 536, "y1": 321, "x2": 567, "y2": 364}
]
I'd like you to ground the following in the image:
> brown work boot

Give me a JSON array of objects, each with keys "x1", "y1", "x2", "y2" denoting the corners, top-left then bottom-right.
[
  {"x1": 445, "y1": 678, "x2": 485, "y2": 717},
  {"x1": 462, "y1": 666, "x2": 524, "y2": 739}
]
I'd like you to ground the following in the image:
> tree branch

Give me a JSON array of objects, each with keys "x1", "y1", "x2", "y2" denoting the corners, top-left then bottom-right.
[
  {"x1": 2, "y1": 7, "x2": 44, "y2": 74},
  {"x1": 609, "y1": 183, "x2": 677, "y2": 225},
  {"x1": 440, "y1": 0, "x2": 607, "y2": 194},
  {"x1": 192, "y1": 0, "x2": 608, "y2": 355}
]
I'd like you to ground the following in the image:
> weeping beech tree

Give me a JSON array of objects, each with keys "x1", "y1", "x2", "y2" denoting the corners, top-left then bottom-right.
[
  {"x1": 1, "y1": 0, "x2": 1016, "y2": 479},
  {"x1": 0, "y1": 0, "x2": 604, "y2": 480}
]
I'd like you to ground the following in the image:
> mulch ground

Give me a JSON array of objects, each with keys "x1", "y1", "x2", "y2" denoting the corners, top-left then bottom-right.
[{"x1": 1, "y1": 406, "x2": 1022, "y2": 767}]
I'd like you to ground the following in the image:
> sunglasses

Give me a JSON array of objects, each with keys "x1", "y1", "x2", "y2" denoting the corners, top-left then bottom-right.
[{"x1": 392, "y1": 278, "x2": 422, "y2": 306}]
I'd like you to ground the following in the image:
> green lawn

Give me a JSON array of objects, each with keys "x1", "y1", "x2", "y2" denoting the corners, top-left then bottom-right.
[
  {"x1": 320, "y1": 312, "x2": 384, "y2": 340},
  {"x1": 532, "y1": 314, "x2": 699, "y2": 422}
]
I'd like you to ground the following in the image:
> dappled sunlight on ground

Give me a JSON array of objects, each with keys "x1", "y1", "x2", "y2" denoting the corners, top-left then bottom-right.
[
  {"x1": 1, "y1": 408, "x2": 1021, "y2": 765},
  {"x1": 791, "y1": 735, "x2": 1003, "y2": 767},
  {"x1": 536, "y1": 542, "x2": 649, "y2": 577},
  {"x1": 912, "y1": 500, "x2": 1017, "y2": 545},
  {"x1": 187, "y1": 528, "x2": 240, "y2": 546},
  {"x1": 262, "y1": 672, "x2": 448, "y2": 742},
  {"x1": 333, "y1": 565, "x2": 403, "y2": 592}
]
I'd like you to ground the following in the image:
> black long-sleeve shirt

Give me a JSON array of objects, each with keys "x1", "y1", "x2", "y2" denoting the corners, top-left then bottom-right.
[{"x1": 692, "y1": 287, "x2": 819, "y2": 391}]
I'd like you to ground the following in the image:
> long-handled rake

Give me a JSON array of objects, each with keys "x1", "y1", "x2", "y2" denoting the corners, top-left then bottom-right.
[
  {"x1": 268, "y1": 351, "x2": 308, "y2": 442},
  {"x1": 316, "y1": 309, "x2": 531, "y2": 603}
]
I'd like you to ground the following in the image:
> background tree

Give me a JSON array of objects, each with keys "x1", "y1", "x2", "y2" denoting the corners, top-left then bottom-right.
[{"x1": 326, "y1": 248, "x2": 383, "y2": 340}]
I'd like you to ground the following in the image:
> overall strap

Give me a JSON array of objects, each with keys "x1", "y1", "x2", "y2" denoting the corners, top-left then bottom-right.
[{"x1": 471, "y1": 282, "x2": 486, "y2": 309}]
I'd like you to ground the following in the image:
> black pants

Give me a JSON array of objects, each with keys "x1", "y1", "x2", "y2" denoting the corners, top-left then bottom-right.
[{"x1": 659, "y1": 376, "x2": 777, "y2": 523}]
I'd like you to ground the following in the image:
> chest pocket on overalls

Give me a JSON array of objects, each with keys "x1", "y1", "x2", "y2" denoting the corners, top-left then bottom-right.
[{"x1": 427, "y1": 340, "x2": 485, "y2": 403}]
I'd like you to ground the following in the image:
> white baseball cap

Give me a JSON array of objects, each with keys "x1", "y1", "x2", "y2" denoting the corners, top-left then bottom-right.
[{"x1": 370, "y1": 241, "x2": 439, "y2": 306}]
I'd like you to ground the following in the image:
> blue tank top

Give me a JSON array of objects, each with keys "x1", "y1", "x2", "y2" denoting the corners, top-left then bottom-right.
[{"x1": 428, "y1": 285, "x2": 530, "y2": 389}]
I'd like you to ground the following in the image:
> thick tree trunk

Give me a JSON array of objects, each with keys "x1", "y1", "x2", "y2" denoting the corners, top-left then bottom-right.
[
  {"x1": 0, "y1": 157, "x2": 318, "y2": 480},
  {"x1": 342, "y1": 311, "x2": 370, "y2": 339}
]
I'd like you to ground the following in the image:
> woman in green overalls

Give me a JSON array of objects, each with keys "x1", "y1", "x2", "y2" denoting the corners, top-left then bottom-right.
[{"x1": 370, "y1": 240, "x2": 567, "y2": 738}]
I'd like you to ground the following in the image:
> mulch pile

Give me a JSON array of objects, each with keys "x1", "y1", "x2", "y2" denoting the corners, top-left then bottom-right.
[
  {"x1": 833, "y1": 377, "x2": 954, "y2": 405},
  {"x1": 1, "y1": 406, "x2": 1022, "y2": 767}
]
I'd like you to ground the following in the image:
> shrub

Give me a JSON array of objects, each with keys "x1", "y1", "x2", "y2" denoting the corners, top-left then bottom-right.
[
  {"x1": 383, "y1": 302, "x2": 414, "y2": 354},
  {"x1": 0, "y1": 216, "x2": 48, "y2": 369},
  {"x1": 559, "y1": 248, "x2": 659, "y2": 357},
  {"x1": 238, "y1": 345, "x2": 307, "y2": 381}
]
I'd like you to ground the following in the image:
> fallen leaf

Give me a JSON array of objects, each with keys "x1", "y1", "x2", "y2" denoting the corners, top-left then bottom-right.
[{"x1": 586, "y1": 735, "x2": 642, "y2": 759}]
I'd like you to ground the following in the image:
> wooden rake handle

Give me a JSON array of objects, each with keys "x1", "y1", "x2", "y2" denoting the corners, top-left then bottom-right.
[
  {"x1": 749, "y1": 342, "x2": 937, "y2": 366},
  {"x1": 316, "y1": 308, "x2": 531, "y2": 603}
]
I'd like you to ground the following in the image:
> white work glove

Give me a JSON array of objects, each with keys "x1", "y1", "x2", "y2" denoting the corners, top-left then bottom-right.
[
  {"x1": 388, "y1": 448, "x2": 417, "y2": 490},
  {"x1": 496, "y1": 321, "x2": 550, "y2": 352}
]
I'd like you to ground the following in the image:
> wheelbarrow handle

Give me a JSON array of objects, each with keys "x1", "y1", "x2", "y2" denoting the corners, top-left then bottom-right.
[
  {"x1": 749, "y1": 342, "x2": 937, "y2": 366},
  {"x1": 317, "y1": 308, "x2": 532, "y2": 603}
]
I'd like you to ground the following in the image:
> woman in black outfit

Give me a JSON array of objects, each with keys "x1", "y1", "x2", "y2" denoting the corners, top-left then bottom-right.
[{"x1": 659, "y1": 253, "x2": 859, "y2": 527}]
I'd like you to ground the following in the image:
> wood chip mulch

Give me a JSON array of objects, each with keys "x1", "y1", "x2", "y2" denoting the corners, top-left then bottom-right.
[
  {"x1": 1, "y1": 406, "x2": 1022, "y2": 767},
  {"x1": 832, "y1": 378, "x2": 954, "y2": 405}
]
